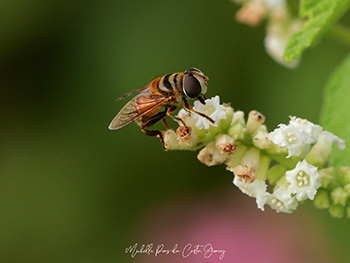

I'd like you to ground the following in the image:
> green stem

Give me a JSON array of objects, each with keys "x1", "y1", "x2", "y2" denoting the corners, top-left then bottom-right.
[{"x1": 326, "y1": 23, "x2": 350, "y2": 48}]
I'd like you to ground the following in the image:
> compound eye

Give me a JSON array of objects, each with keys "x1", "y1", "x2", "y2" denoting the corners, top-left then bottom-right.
[{"x1": 183, "y1": 75, "x2": 201, "y2": 98}]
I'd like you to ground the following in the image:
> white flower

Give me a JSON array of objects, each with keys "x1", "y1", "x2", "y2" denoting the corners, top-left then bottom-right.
[
  {"x1": 260, "y1": 0, "x2": 286, "y2": 10},
  {"x1": 289, "y1": 116, "x2": 323, "y2": 143},
  {"x1": 286, "y1": 160, "x2": 321, "y2": 201},
  {"x1": 177, "y1": 108, "x2": 189, "y2": 119},
  {"x1": 317, "y1": 131, "x2": 346, "y2": 151},
  {"x1": 264, "y1": 17, "x2": 303, "y2": 68},
  {"x1": 256, "y1": 192, "x2": 269, "y2": 211},
  {"x1": 267, "y1": 186, "x2": 298, "y2": 213},
  {"x1": 233, "y1": 176, "x2": 267, "y2": 196},
  {"x1": 264, "y1": 21, "x2": 301, "y2": 68},
  {"x1": 192, "y1": 95, "x2": 227, "y2": 129},
  {"x1": 198, "y1": 142, "x2": 230, "y2": 166},
  {"x1": 176, "y1": 108, "x2": 197, "y2": 129},
  {"x1": 268, "y1": 124, "x2": 312, "y2": 157},
  {"x1": 233, "y1": 176, "x2": 268, "y2": 210},
  {"x1": 215, "y1": 134, "x2": 236, "y2": 155}
]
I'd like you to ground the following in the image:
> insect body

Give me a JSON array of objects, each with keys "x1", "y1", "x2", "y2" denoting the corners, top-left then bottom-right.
[{"x1": 108, "y1": 68, "x2": 214, "y2": 147}]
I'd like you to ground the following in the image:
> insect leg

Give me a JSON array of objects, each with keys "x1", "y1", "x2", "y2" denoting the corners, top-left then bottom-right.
[
  {"x1": 140, "y1": 128, "x2": 166, "y2": 148},
  {"x1": 162, "y1": 118, "x2": 170, "y2": 130},
  {"x1": 196, "y1": 95, "x2": 206, "y2": 105},
  {"x1": 183, "y1": 100, "x2": 214, "y2": 123},
  {"x1": 140, "y1": 109, "x2": 167, "y2": 129},
  {"x1": 166, "y1": 106, "x2": 187, "y2": 127},
  {"x1": 140, "y1": 110, "x2": 168, "y2": 148}
]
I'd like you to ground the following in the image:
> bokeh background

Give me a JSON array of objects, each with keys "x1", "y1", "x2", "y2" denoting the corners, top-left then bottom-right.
[{"x1": 1, "y1": 0, "x2": 350, "y2": 262}]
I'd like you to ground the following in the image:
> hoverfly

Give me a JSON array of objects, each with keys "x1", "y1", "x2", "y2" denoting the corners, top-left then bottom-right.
[{"x1": 108, "y1": 68, "x2": 214, "y2": 147}]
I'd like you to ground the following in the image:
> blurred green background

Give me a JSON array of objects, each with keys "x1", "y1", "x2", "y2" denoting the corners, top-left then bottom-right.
[{"x1": 1, "y1": 0, "x2": 350, "y2": 262}]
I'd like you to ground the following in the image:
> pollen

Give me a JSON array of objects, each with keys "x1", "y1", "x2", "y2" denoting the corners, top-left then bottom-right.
[
  {"x1": 288, "y1": 137, "x2": 297, "y2": 143},
  {"x1": 295, "y1": 171, "x2": 310, "y2": 187},
  {"x1": 271, "y1": 198, "x2": 285, "y2": 210},
  {"x1": 295, "y1": 117, "x2": 308, "y2": 125},
  {"x1": 285, "y1": 131, "x2": 297, "y2": 145}
]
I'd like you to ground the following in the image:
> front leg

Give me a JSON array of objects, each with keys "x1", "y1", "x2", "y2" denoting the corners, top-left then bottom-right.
[
  {"x1": 183, "y1": 99, "x2": 215, "y2": 123},
  {"x1": 166, "y1": 106, "x2": 187, "y2": 127}
]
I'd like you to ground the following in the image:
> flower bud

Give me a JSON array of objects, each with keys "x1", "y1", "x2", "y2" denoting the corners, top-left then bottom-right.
[
  {"x1": 230, "y1": 110, "x2": 245, "y2": 126},
  {"x1": 304, "y1": 144, "x2": 329, "y2": 168},
  {"x1": 275, "y1": 175, "x2": 289, "y2": 189},
  {"x1": 226, "y1": 144, "x2": 248, "y2": 169},
  {"x1": 252, "y1": 125, "x2": 272, "y2": 149},
  {"x1": 338, "y1": 166, "x2": 350, "y2": 186},
  {"x1": 313, "y1": 188, "x2": 330, "y2": 209},
  {"x1": 246, "y1": 111, "x2": 265, "y2": 135},
  {"x1": 240, "y1": 147, "x2": 261, "y2": 171},
  {"x1": 318, "y1": 167, "x2": 335, "y2": 188},
  {"x1": 267, "y1": 164, "x2": 286, "y2": 185},
  {"x1": 329, "y1": 205, "x2": 344, "y2": 218},
  {"x1": 228, "y1": 122, "x2": 246, "y2": 141},
  {"x1": 305, "y1": 131, "x2": 345, "y2": 168},
  {"x1": 343, "y1": 184, "x2": 350, "y2": 195},
  {"x1": 331, "y1": 187, "x2": 349, "y2": 206},
  {"x1": 218, "y1": 106, "x2": 234, "y2": 132},
  {"x1": 255, "y1": 154, "x2": 270, "y2": 181}
]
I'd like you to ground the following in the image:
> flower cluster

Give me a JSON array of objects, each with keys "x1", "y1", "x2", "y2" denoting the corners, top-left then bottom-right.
[
  {"x1": 268, "y1": 116, "x2": 345, "y2": 160},
  {"x1": 163, "y1": 96, "x2": 348, "y2": 217},
  {"x1": 231, "y1": 0, "x2": 302, "y2": 67}
]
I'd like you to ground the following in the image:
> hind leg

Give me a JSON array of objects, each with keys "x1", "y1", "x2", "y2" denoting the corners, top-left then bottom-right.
[{"x1": 140, "y1": 110, "x2": 168, "y2": 148}]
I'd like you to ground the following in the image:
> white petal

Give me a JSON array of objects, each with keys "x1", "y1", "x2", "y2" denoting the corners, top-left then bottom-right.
[
  {"x1": 192, "y1": 96, "x2": 227, "y2": 130},
  {"x1": 285, "y1": 160, "x2": 321, "y2": 201},
  {"x1": 233, "y1": 176, "x2": 267, "y2": 197},
  {"x1": 289, "y1": 116, "x2": 323, "y2": 143},
  {"x1": 318, "y1": 131, "x2": 346, "y2": 150},
  {"x1": 268, "y1": 186, "x2": 298, "y2": 213}
]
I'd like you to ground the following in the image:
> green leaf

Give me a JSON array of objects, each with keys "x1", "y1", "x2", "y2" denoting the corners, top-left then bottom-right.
[
  {"x1": 283, "y1": 0, "x2": 350, "y2": 62},
  {"x1": 320, "y1": 53, "x2": 350, "y2": 167}
]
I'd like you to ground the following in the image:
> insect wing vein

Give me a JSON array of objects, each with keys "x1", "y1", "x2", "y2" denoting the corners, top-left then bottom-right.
[
  {"x1": 115, "y1": 84, "x2": 151, "y2": 101},
  {"x1": 109, "y1": 90, "x2": 170, "y2": 130}
]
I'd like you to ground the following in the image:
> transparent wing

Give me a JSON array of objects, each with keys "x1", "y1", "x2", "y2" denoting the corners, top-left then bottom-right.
[
  {"x1": 109, "y1": 90, "x2": 171, "y2": 130},
  {"x1": 115, "y1": 84, "x2": 151, "y2": 102}
]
